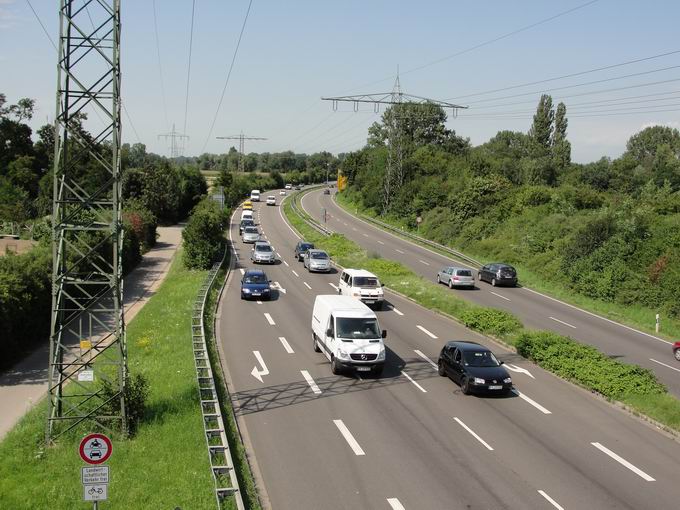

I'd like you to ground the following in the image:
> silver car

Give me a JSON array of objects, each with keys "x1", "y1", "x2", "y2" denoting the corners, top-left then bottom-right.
[
  {"x1": 303, "y1": 249, "x2": 331, "y2": 272},
  {"x1": 251, "y1": 241, "x2": 276, "y2": 264},
  {"x1": 437, "y1": 266, "x2": 475, "y2": 289},
  {"x1": 242, "y1": 226, "x2": 260, "y2": 244}
]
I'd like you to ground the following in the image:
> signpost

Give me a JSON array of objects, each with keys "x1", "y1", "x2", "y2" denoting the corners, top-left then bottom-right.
[{"x1": 79, "y1": 433, "x2": 112, "y2": 507}]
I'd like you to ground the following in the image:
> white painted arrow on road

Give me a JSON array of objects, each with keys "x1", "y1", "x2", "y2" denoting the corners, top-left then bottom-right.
[
  {"x1": 504, "y1": 363, "x2": 535, "y2": 379},
  {"x1": 251, "y1": 351, "x2": 269, "y2": 383},
  {"x1": 272, "y1": 281, "x2": 286, "y2": 294}
]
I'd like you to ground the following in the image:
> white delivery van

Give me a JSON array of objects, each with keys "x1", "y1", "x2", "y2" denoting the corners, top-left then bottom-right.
[
  {"x1": 311, "y1": 295, "x2": 386, "y2": 376},
  {"x1": 338, "y1": 269, "x2": 384, "y2": 310},
  {"x1": 240, "y1": 209, "x2": 253, "y2": 221},
  {"x1": 250, "y1": 189, "x2": 261, "y2": 202}
]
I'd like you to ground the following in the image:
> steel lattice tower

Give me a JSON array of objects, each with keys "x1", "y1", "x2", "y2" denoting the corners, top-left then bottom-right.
[
  {"x1": 322, "y1": 75, "x2": 467, "y2": 212},
  {"x1": 216, "y1": 133, "x2": 267, "y2": 172},
  {"x1": 47, "y1": 0, "x2": 127, "y2": 443}
]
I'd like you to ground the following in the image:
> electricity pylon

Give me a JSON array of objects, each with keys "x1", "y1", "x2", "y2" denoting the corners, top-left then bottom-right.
[
  {"x1": 48, "y1": 0, "x2": 127, "y2": 442},
  {"x1": 322, "y1": 75, "x2": 466, "y2": 212},
  {"x1": 216, "y1": 133, "x2": 267, "y2": 172},
  {"x1": 158, "y1": 123, "x2": 189, "y2": 158}
]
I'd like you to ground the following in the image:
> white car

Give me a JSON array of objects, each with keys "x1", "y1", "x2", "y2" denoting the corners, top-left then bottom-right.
[
  {"x1": 338, "y1": 269, "x2": 384, "y2": 310},
  {"x1": 285, "y1": 184, "x2": 292, "y2": 190},
  {"x1": 279, "y1": 190, "x2": 286, "y2": 195},
  {"x1": 266, "y1": 196, "x2": 276, "y2": 206}
]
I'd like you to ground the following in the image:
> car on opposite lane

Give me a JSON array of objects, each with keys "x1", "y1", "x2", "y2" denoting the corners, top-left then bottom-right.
[
  {"x1": 242, "y1": 226, "x2": 260, "y2": 244},
  {"x1": 251, "y1": 241, "x2": 276, "y2": 264},
  {"x1": 437, "y1": 266, "x2": 475, "y2": 289},
  {"x1": 437, "y1": 341, "x2": 512, "y2": 395},
  {"x1": 279, "y1": 190, "x2": 286, "y2": 195},
  {"x1": 478, "y1": 263, "x2": 518, "y2": 287},
  {"x1": 294, "y1": 241, "x2": 315, "y2": 261},
  {"x1": 304, "y1": 249, "x2": 331, "y2": 272},
  {"x1": 240, "y1": 269, "x2": 272, "y2": 300},
  {"x1": 323, "y1": 188, "x2": 331, "y2": 195}
]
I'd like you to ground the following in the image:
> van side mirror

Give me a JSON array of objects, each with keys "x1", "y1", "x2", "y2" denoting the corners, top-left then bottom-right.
[
  {"x1": 499, "y1": 360, "x2": 504, "y2": 365},
  {"x1": 381, "y1": 283, "x2": 385, "y2": 287},
  {"x1": 381, "y1": 329, "x2": 387, "y2": 338},
  {"x1": 326, "y1": 328, "x2": 333, "y2": 337}
]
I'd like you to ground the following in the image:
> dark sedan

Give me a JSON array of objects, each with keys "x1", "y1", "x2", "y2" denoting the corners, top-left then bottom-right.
[
  {"x1": 437, "y1": 341, "x2": 512, "y2": 395},
  {"x1": 239, "y1": 218, "x2": 255, "y2": 234},
  {"x1": 240, "y1": 269, "x2": 272, "y2": 300},
  {"x1": 478, "y1": 263, "x2": 517, "y2": 287},
  {"x1": 294, "y1": 241, "x2": 315, "y2": 261}
]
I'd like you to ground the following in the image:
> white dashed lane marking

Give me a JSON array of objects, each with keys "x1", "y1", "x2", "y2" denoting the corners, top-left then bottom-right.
[
  {"x1": 591, "y1": 442, "x2": 655, "y2": 481},
  {"x1": 333, "y1": 419, "x2": 365, "y2": 456},
  {"x1": 416, "y1": 325, "x2": 438, "y2": 339}
]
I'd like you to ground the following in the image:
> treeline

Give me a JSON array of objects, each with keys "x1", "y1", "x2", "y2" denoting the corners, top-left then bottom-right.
[{"x1": 341, "y1": 95, "x2": 680, "y2": 319}]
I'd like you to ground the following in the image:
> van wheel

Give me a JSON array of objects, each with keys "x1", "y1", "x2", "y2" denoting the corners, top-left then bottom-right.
[
  {"x1": 313, "y1": 334, "x2": 321, "y2": 353},
  {"x1": 331, "y1": 356, "x2": 341, "y2": 375},
  {"x1": 438, "y1": 360, "x2": 446, "y2": 377},
  {"x1": 491, "y1": 278, "x2": 497, "y2": 287}
]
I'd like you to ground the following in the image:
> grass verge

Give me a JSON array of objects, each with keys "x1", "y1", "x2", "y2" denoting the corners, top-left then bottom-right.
[
  {"x1": 0, "y1": 251, "x2": 218, "y2": 509},
  {"x1": 288, "y1": 189, "x2": 680, "y2": 435},
  {"x1": 335, "y1": 192, "x2": 680, "y2": 340}
]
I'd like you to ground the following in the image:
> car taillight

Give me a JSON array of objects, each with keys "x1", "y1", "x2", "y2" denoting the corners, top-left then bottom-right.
[{"x1": 453, "y1": 276, "x2": 459, "y2": 281}]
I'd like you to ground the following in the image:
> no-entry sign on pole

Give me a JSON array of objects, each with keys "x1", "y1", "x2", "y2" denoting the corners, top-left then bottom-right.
[{"x1": 79, "y1": 433, "x2": 112, "y2": 465}]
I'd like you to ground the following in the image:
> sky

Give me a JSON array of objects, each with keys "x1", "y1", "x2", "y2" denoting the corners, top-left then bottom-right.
[{"x1": 2, "y1": 0, "x2": 680, "y2": 163}]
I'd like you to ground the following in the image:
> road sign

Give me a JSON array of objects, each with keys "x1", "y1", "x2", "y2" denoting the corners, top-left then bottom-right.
[
  {"x1": 82, "y1": 466, "x2": 109, "y2": 484},
  {"x1": 78, "y1": 370, "x2": 94, "y2": 382},
  {"x1": 79, "y1": 433, "x2": 112, "y2": 465},
  {"x1": 83, "y1": 484, "x2": 108, "y2": 501}
]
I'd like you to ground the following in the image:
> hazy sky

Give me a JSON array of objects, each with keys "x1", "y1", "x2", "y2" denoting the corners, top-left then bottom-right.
[{"x1": 2, "y1": 0, "x2": 680, "y2": 163}]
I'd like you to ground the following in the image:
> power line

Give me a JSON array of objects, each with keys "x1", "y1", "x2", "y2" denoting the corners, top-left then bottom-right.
[
  {"x1": 152, "y1": 0, "x2": 170, "y2": 132},
  {"x1": 201, "y1": 0, "x2": 254, "y2": 153},
  {"x1": 122, "y1": 102, "x2": 143, "y2": 145},
  {"x1": 446, "y1": 49, "x2": 680, "y2": 101},
  {"x1": 182, "y1": 0, "x2": 197, "y2": 147},
  {"x1": 25, "y1": 0, "x2": 56, "y2": 50}
]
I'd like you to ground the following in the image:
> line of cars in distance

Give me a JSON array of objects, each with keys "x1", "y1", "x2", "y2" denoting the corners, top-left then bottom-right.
[{"x1": 436, "y1": 263, "x2": 518, "y2": 289}]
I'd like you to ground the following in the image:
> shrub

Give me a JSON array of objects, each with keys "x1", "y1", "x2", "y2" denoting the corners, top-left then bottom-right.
[
  {"x1": 182, "y1": 199, "x2": 229, "y2": 269},
  {"x1": 459, "y1": 307, "x2": 523, "y2": 337},
  {"x1": 124, "y1": 198, "x2": 158, "y2": 252},
  {"x1": 515, "y1": 330, "x2": 666, "y2": 398},
  {"x1": 99, "y1": 372, "x2": 149, "y2": 436}
]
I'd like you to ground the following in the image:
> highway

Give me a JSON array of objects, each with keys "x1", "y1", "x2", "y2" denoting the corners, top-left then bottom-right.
[
  {"x1": 218, "y1": 191, "x2": 680, "y2": 509},
  {"x1": 301, "y1": 188, "x2": 680, "y2": 399}
]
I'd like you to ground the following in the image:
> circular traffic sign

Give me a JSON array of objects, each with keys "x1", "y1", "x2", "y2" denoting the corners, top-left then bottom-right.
[{"x1": 79, "y1": 433, "x2": 112, "y2": 465}]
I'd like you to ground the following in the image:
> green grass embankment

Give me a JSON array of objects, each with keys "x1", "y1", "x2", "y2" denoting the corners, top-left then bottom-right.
[
  {"x1": 1, "y1": 252, "x2": 223, "y2": 509},
  {"x1": 286, "y1": 190, "x2": 680, "y2": 434}
]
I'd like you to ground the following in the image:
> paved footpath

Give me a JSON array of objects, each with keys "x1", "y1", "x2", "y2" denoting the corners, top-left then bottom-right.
[{"x1": 0, "y1": 225, "x2": 183, "y2": 440}]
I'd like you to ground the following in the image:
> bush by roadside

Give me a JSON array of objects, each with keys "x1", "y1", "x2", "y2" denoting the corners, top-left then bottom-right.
[{"x1": 182, "y1": 199, "x2": 229, "y2": 270}]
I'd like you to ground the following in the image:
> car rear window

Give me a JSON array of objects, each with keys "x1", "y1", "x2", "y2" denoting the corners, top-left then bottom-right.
[
  {"x1": 353, "y1": 277, "x2": 379, "y2": 287},
  {"x1": 311, "y1": 252, "x2": 328, "y2": 259},
  {"x1": 244, "y1": 227, "x2": 258, "y2": 233},
  {"x1": 256, "y1": 244, "x2": 272, "y2": 252},
  {"x1": 244, "y1": 274, "x2": 267, "y2": 284},
  {"x1": 301, "y1": 243, "x2": 314, "y2": 250},
  {"x1": 500, "y1": 266, "x2": 516, "y2": 275},
  {"x1": 456, "y1": 269, "x2": 472, "y2": 277}
]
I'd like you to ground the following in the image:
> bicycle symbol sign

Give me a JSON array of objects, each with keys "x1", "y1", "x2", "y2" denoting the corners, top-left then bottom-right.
[{"x1": 79, "y1": 433, "x2": 112, "y2": 465}]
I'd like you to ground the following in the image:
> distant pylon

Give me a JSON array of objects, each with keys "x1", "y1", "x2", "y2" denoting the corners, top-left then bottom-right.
[
  {"x1": 158, "y1": 123, "x2": 189, "y2": 158},
  {"x1": 216, "y1": 133, "x2": 267, "y2": 172}
]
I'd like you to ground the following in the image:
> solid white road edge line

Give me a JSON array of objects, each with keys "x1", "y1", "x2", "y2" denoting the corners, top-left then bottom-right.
[
  {"x1": 549, "y1": 316, "x2": 577, "y2": 329},
  {"x1": 523, "y1": 286, "x2": 672, "y2": 345},
  {"x1": 416, "y1": 325, "x2": 438, "y2": 339},
  {"x1": 278, "y1": 196, "x2": 301, "y2": 240},
  {"x1": 591, "y1": 442, "x2": 655, "y2": 481},
  {"x1": 292, "y1": 270, "x2": 299, "y2": 277},
  {"x1": 512, "y1": 389, "x2": 551, "y2": 414},
  {"x1": 301, "y1": 370, "x2": 322, "y2": 394},
  {"x1": 453, "y1": 417, "x2": 494, "y2": 451},
  {"x1": 333, "y1": 419, "x2": 366, "y2": 456},
  {"x1": 649, "y1": 358, "x2": 680, "y2": 373},
  {"x1": 387, "y1": 498, "x2": 406, "y2": 510},
  {"x1": 279, "y1": 337, "x2": 294, "y2": 354},
  {"x1": 414, "y1": 350, "x2": 438, "y2": 370},
  {"x1": 264, "y1": 313, "x2": 276, "y2": 326},
  {"x1": 402, "y1": 371, "x2": 427, "y2": 392},
  {"x1": 303, "y1": 281, "x2": 312, "y2": 290},
  {"x1": 537, "y1": 490, "x2": 565, "y2": 510},
  {"x1": 328, "y1": 282, "x2": 339, "y2": 291},
  {"x1": 490, "y1": 291, "x2": 510, "y2": 301}
]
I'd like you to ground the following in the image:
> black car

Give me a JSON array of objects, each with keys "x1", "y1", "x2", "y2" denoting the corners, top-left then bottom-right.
[
  {"x1": 294, "y1": 241, "x2": 315, "y2": 261},
  {"x1": 437, "y1": 341, "x2": 512, "y2": 395},
  {"x1": 239, "y1": 218, "x2": 255, "y2": 234},
  {"x1": 323, "y1": 188, "x2": 331, "y2": 195},
  {"x1": 478, "y1": 263, "x2": 517, "y2": 287},
  {"x1": 240, "y1": 269, "x2": 272, "y2": 300}
]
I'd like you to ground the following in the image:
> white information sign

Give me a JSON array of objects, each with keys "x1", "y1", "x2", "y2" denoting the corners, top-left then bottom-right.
[
  {"x1": 83, "y1": 484, "x2": 108, "y2": 501},
  {"x1": 78, "y1": 370, "x2": 94, "y2": 382},
  {"x1": 82, "y1": 466, "x2": 109, "y2": 485}
]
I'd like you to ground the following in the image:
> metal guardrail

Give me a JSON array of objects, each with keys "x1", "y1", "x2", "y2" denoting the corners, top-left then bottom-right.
[
  {"x1": 346, "y1": 205, "x2": 483, "y2": 268},
  {"x1": 290, "y1": 187, "x2": 332, "y2": 237},
  {"x1": 191, "y1": 251, "x2": 244, "y2": 510}
]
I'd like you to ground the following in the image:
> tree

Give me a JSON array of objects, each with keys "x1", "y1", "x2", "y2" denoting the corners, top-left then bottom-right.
[
  {"x1": 552, "y1": 102, "x2": 571, "y2": 171},
  {"x1": 529, "y1": 94, "x2": 554, "y2": 155},
  {"x1": 626, "y1": 125, "x2": 680, "y2": 164}
]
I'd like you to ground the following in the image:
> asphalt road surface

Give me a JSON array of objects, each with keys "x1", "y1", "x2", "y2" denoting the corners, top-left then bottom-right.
[
  {"x1": 301, "y1": 188, "x2": 680, "y2": 399},
  {"x1": 218, "y1": 192, "x2": 680, "y2": 510}
]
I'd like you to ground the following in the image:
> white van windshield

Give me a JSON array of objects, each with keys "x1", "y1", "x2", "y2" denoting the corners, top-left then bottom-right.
[{"x1": 336, "y1": 318, "x2": 380, "y2": 339}]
